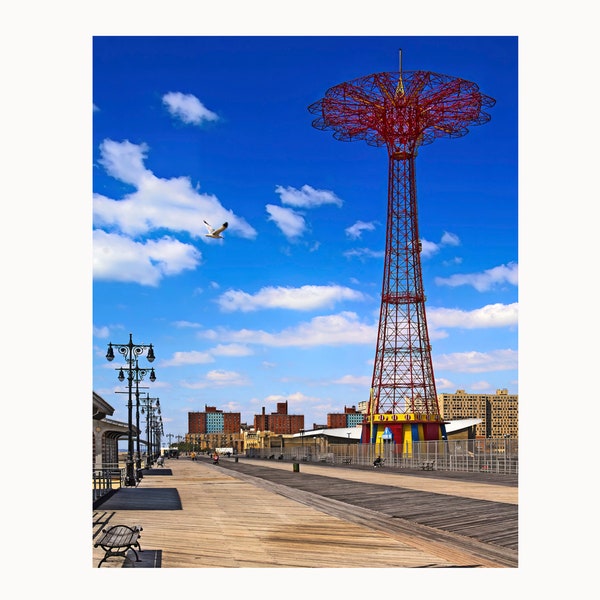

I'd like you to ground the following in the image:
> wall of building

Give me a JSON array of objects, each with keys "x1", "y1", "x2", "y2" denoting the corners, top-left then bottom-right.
[{"x1": 438, "y1": 389, "x2": 518, "y2": 438}]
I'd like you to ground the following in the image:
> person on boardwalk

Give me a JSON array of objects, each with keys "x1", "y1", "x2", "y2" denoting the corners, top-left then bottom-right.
[
  {"x1": 373, "y1": 456, "x2": 383, "y2": 468},
  {"x1": 212, "y1": 452, "x2": 219, "y2": 465}
]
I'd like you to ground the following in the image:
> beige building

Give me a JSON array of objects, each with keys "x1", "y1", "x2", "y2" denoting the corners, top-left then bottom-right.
[{"x1": 437, "y1": 389, "x2": 518, "y2": 439}]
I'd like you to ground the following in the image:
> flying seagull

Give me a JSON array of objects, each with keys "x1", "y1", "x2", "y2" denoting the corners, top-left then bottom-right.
[{"x1": 203, "y1": 220, "x2": 228, "y2": 239}]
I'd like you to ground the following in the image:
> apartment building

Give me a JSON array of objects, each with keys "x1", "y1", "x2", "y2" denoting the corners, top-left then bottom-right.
[
  {"x1": 188, "y1": 405, "x2": 241, "y2": 435},
  {"x1": 437, "y1": 389, "x2": 518, "y2": 438},
  {"x1": 327, "y1": 405, "x2": 364, "y2": 428},
  {"x1": 254, "y1": 401, "x2": 304, "y2": 434}
]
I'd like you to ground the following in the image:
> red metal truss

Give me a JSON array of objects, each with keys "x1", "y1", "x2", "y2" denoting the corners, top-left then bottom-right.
[{"x1": 309, "y1": 69, "x2": 494, "y2": 419}]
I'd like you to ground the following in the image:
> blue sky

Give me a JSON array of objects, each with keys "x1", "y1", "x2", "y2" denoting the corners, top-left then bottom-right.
[{"x1": 92, "y1": 36, "x2": 518, "y2": 440}]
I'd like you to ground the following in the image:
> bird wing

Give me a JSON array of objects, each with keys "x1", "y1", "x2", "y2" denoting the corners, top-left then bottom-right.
[
  {"x1": 203, "y1": 220, "x2": 215, "y2": 234},
  {"x1": 213, "y1": 222, "x2": 229, "y2": 235}
]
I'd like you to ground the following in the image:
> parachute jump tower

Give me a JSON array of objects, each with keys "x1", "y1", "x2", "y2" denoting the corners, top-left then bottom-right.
[{"x1": 309, "y1": 52, "x2": 495, "y2": 451}]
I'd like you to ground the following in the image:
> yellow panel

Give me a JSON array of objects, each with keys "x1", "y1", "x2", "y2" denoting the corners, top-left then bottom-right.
[{"x1": 403, "y1": 423, "x2": 412, "y2": 455}]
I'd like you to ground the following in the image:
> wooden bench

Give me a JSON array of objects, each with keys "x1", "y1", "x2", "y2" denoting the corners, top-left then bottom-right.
[
  {"x1": 95, "y1": 525, "x2": 143, "y2": 567},
  {"x1": 420, "y1": 460, "x2": 435, "y2": 471}
]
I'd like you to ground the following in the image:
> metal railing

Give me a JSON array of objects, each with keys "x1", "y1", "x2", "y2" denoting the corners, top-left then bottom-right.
[
  {"x1": 93, "y1": 464, "x2": 125, "y2": 502},
  {"x1": 246, "y1": 438, "x2": 518, "y2": 476}
]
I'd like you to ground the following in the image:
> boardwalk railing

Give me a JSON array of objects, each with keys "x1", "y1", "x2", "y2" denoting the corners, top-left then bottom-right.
[
  {"x1": 93, "y1": 464, "x2": 125, "y2": 502},
  {"x1": 247, "y1": 438, "x2": 518, "y2": 476}
]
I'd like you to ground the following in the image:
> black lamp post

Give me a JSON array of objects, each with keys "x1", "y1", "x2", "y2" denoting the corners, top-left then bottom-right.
[
  {"x1": 153, "y1": 407, "x2": 163, "y2": 460},
  {"x1": 141, "y1": 394, "x2": 159, "y2": 468},
  {"x1": 106, "y1": 333, "x2": 156, "y2": 486}
]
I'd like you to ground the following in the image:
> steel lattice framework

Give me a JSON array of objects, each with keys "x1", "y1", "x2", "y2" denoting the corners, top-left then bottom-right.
[{"x1": 309, "y1": 67, "x2": 494, "y2": 444}]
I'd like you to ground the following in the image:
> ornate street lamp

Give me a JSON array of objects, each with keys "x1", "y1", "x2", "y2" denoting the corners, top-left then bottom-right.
[
  {"x1": 141, "y1": 394, "x2": 159, "y2": 468},
  {"x1": 106, "y1": 333, "x2": 156, "y2": 486}
]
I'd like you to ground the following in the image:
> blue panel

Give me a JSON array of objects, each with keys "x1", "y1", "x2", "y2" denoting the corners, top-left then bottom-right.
[{"x1": 411, "y1": 423, "x2": 420, "y2": 441}]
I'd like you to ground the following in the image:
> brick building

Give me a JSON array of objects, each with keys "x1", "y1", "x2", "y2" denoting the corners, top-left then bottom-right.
[
  {"x1": 254, "y1": 401, "x2": 304, "y2": 434},
  {"x1": 327, "y1": 405, "x2": 364, "y2": 428},
  {"x1": 188, "y1": 405, "x2": 241, "y2": 435}
]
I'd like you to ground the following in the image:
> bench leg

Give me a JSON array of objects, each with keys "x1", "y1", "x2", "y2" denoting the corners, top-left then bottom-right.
[{"x1": 97, "y1": 545, "x2": 142, "y2": 567}]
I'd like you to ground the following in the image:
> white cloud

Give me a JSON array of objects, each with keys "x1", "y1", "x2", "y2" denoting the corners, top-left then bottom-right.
[
  {"x1": 210, "y1": 344, "x2": 254, "y2": 357},
  {"x1": 265, "y1": 204, "x2": 306, "y2": 239},
  {"x1": 181, "y1": 369, "x2": 250, "y2": 389},
  {"x1": 440, "y1": 231, "x2": 460, "y2": 246},
  {"x1": 217, "y1": 285, "x2": 368, "y2": 312},
  {"x1": 162, "y1": 92, "x2": 219, "y2": 125},
  {"x1": 435, "y1": 262, "x2": 518, "y2": 291},
  {"x1": 419, "y1": 239, "x2": 441, "y2": 258},
  {"x1": 420, "y1": 231, "x2": 461, "y2": 258},
  {"x1": 470, "y1": 380, "x2": 494, "y2": 391},
  {"x1": 275, "y1": 184, "x2": 342, "y2": 208},
  {"x1": 93, "y1": 325, "x2": 110, "y2": 338},
  {"x1": 93, "y1": 230, "x2": 201, "y2": 286},
  {"x1": 97, "y1": 139, "x2": 149, "y2": 186},
  {"x1": 202, "y1": 311, "x2": 377, "y2": 348},
  {"x1": 172, "y1": 321, "x2": 202, "y2": 329},
  {"x1": 428, "y1": 302, "x2": 518, "y2": 330},
  {"x1": 332, "y1": 374, "x2": 371, "y2": 386},
  {"x1": 434, "y1": 349, "x2": 517, "y2": 373},
  {"x1": 161, "y1": 350, "x2": 214, "y2": 367},
  {"x1": 343, "y1": 247, "x2": 385, "y2": 260},
  {"x1": 94, "y1": 139, "x2": 256, "y2": 239},
  {"x1": 262, "y1": 392, "x2": 324, "y2": 417},
  {"x1": 345, "y1": 220, "x2": 376, "y2": 240}
]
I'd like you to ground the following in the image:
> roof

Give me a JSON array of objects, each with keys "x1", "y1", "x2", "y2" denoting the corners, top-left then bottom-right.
[{"x1": 292, "y1": 418, "x2": 483, "y2": 441}]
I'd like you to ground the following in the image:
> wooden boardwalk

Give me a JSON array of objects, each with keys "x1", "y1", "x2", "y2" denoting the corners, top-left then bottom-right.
[{"x1": 92, "y1": 456, "x2": 518, "y2": 569}]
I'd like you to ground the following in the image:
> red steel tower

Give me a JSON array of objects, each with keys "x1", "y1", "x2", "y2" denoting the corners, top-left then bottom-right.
[{"x1": 309, "y1": 54, "x2": 495, "y2": 449}]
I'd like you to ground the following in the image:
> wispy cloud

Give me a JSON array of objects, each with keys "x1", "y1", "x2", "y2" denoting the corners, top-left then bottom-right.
[
  {"x1": 435, "y1": 262, "x2": 518, "y2": 291},
  {"x1": 162, "y1": 92, "x2": 219, "y2": 125},
  {"x1": 160, "y1": 344, "x2": 253, "y2": 367},
  {"x1": 217, "y1": 285, "x2": 368, "y2": 312},
  {"x1": 161, "y1": 350, "x2": 214, "y2": 367},
  {"x1": 172, "y1": 321, "x2": 202, "y2": 329},
  {"x1": 332, "y1": 374, "x2": 371, "y2": 386},
  {"x1": 181, "y1": 369, "x2": 250, "y2": 389},
  {"x1": 420, "y1": 231, "x2": 461, "y2": 258},
  {"x1": 265, "y1": 204, "x2": 306, "y2": 239},
  {"x1": 345, "y1": 220, "x2": 376, "y2": 240},
  {"x1": 211, "y1": 344, "x2": 254, "y2": 357},
  {"x1": 275, "y1": 184, "x2": 342, "y2": 208},
  {"x1": 266, "y1": 185, "x2": 342, "y2": 240},
  {"x1": 343, "y1": 247, "x2": 385, "y2": 260},
  {"x1": 428, "y1": 302, "x2": 518, "y2": 330},
  {"x1": 201, "y1": 311, "x2": 377, "y2": 348},
  {"x1": 434, "y1": 349, "x2": 517, "y2": 373}
]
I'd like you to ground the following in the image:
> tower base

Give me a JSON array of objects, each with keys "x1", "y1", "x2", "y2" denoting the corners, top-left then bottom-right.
[{"x1": 361, "y1": 413, "x2": 447, "y2": 454}]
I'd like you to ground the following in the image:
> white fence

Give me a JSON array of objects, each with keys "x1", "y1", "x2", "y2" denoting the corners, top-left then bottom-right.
[{"x1": 246, "y1": 438, "x2": 518, "y2": 475}]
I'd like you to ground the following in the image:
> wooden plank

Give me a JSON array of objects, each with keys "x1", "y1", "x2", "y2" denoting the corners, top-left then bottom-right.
[{"x1": 93, "y1": 457, "x2": 518, "y2": 568}]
